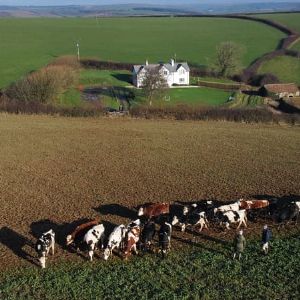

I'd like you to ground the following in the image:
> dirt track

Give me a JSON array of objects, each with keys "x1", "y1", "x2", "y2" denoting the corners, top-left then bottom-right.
[{"x1": 0, "y1": 115, "x2": 299, "y2": 270}]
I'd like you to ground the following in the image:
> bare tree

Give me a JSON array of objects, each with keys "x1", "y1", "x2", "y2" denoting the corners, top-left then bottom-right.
[
  {"x1": 142, "y1": 66, "x2": 168, "y2": 106},
  {"x1": 215, "y1": 42, "x2": 243, "y2": 77}
]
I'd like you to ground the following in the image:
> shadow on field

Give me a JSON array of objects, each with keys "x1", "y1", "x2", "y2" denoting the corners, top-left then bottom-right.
[
  {"x1": 112, "y1": 73, "x2": 132, "y2": 84},
  {"x1": 30, "y1": 218, "x2": 98, "y2": 254},
  {"x1": 0, "y1": 226, "x2": 38, "y2": 266},
  {"x1": 172, "y1": 227, "x2": 231, "y2": 256},
  {"x1": 94, "y1": 203, "x2": 137, "y2": 220}
]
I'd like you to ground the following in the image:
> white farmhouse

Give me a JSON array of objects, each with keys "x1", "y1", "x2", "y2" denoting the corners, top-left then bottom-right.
[{"x1": 133, "y1": 59, "x2": 190, "y2": 88}]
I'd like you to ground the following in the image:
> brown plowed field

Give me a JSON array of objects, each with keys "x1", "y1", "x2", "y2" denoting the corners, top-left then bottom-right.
[{"x1": 0, "y1": 114, "x2": 299, "y2": 270}]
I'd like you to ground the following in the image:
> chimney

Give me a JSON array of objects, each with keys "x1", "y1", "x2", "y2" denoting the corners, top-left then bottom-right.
[
  {"x1": 170, "y1": 59, "x2": 175, "y2": 66},
  {"x1": 145, "y1": 60, "x2": 149, "y2": 66}
]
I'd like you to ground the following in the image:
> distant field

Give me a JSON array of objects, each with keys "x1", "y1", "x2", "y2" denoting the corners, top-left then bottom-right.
[
  {"x1": 0, "y1": 17, "x2": 285, "y2": 88},
  {"x1": 258, "y1": 55, "x2": 300, "y2": 85},
  {"x1": 258, "y1": 13, "x2": 300, "y2": 33}
]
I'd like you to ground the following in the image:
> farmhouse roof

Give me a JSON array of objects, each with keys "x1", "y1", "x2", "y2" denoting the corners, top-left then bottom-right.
[
  {"x1": 263, "y1": 83, "x2": 299, "y2": 94},
  {"x1": 133, "y1": 61, "x2": 190, "y2": 74}
]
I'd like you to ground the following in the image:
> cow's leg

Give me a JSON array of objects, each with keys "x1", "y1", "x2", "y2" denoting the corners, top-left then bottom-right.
[
  {"x1": 237, "y1": 220, "x2": 242, "y2": 229},
  {"x1": 51, "y1": 240, "x2": 55, "y2": 256},
  {"x1": 39, "y1": 255, "x2": 46, "y2": 269},
  {"x1": 181, "y1": 223, "x2": 186, "y2": 232},
  {"x1": 88, "y1": 244, "x2": 95, "y2": 262},
  {"x1": 225, "y1": 223, "x2": 230, "y2": 230},
  {"x1": 198, "y1": 222, "x2": 204, "y2": 232},
  {"x1": 133, "y1": 244, "x2": 138, "y2": 255}
]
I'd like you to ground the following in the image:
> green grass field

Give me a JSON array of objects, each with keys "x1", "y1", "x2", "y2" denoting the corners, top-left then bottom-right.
[
  {"x1": 258, "y1": 13, "x2": 300, "y2": 33},
  {"x1": 1, "y1": 236, "x2": 299, "y2": 300},
  {"x1": 258, "y1": 55, "x2": 300, "y2": 85},
  {"x1": 0, "y1": 17, "x2": 285, "y2": 88},
  {"x1": 257, "y1": 13, "x2": 300, "y2": 51},
  {"x1": 80, "y1": 69, "x2": 132, "y2": 87}
]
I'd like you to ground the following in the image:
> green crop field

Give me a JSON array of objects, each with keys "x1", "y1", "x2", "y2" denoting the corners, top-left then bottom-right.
[
  {"x1": 258, "y1": 55, "x2": 300, "y2": 85},
  {"x1": 1, "y1": 236, "x2": 299, "y2": 300},
  {"x1": 0, "y1": 17, "x2": 285, "y2": 88}
]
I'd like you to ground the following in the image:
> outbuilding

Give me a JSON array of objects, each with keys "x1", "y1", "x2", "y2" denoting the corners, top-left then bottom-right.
[{"x1": 260, "y1": 83, "x2": 300, "y2": 99}]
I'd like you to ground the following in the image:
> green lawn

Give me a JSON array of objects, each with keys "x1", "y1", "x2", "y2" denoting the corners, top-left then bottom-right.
[
  {"x1": 165, "y1": 87, "x2": 232, "y2": 106},
  {"x1": 1, "y1": 236, "x2": 299, "y2": 300},
  {"x1": 191, "y1": 76, "x2": 237, "y2": 85},
  {"x1": 133, "y1": 87, "x2": 232, "y2": 107},
  {"x1": 80, "y1": 69, "x2": 132, "y2": 87},
  {"x1": 258, "y1": 55, "x2": 300, "y2": 85},
  {"x1": 0, "y1": 17, "x2": 285, "y2": 88}
]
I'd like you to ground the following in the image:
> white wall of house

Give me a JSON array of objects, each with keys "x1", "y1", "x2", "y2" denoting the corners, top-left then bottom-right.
[{"x1": 134, "y1": 65, "x2": 189, "y2": 88}]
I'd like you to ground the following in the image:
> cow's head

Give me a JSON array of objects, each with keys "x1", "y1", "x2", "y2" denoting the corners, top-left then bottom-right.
[
  {"x1": 137, "y1": 207, "x2": 144, "y2": 216},
  {"x1": 183, "y1": 206, "x2": 189, "y2": 215},
  {"x1": 103, "y1": 247, "x2": 112, "y2": 261},
  {"x1": 171, "y1": 215, "x2": 179, "y2": 226},
  {"x1": 66, "y1": 235, "x2": 73, "y2": 245}
]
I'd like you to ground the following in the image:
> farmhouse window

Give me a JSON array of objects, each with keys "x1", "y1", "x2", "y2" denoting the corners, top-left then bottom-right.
[
  {"x1": 179, "y1": 78, "x2": 185, "y2": 83},
  {"x1": 164, "y1": 71, "x2": 168, "y2": 75}
]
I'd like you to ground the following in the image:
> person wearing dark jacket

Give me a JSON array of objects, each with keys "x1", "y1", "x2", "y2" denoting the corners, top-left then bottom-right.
[
  {"x1": 233, "y1": 230, "x2": 246, "y2": 260},
  {"x1": 261, "y1": 225, "x2": 272, "y2": 254}
]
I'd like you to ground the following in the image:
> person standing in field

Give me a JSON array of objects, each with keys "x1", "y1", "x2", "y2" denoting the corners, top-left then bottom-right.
[
  {"x1": 261, "y1": 225, "x2": 272, "y2": 255},
  {"x1": 233, "y1": 230, "x2": 246, "y2": 260}
]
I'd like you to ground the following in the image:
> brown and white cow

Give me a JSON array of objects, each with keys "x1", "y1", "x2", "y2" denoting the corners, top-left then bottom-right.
[
  {"x1": 239, "y1": 199, "x2": 269, "y2": 210},
  {"x1": 66, "y1": 218, "x2": 100, "y2": 249},
  {"x1": 123, "y1": 224, "x2": 141, "y2": 260},
  {"x1": 137, "y1": 203, "x2": 170, "y2": 219}
]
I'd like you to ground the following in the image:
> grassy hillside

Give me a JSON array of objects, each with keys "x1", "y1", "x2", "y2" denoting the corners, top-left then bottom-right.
[
  {"x1": 1, "y1": 236, "x2": 299, "y2": 300},
  {"x1": 0, "y1": 17, "x2": 284, "y2": 88},
  {"x1": 258, "y1": 13, "x2": 300, "y2": 33},
  {"x1": 258, "y1": 55, "x2": 300, "y2": 85}
]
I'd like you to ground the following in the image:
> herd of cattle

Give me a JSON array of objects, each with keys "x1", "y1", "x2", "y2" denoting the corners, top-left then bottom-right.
[{"x1": 36, "y1": 197, "x2": 300, "y2": 268}]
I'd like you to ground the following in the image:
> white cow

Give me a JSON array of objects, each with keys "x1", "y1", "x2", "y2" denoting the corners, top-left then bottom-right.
[
  {"x1": 214, "y1": 200, "x2": 241, "y2": 215},
  {"x1": 220, "y1": 209, "x2": 247, "y2": 230},
  {"x1": 83, "y1": 224, "x2": 105, "y2": 261},
  {"x1": 103, "y1": 225, "x2": 127, "y2": 261}
]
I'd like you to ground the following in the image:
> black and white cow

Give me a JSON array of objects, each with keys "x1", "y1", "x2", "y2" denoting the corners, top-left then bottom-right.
[
  {"x1": 217, "y1": 209, "x2": 247, "y2": 230},
  {"x1": 214, "y1": 200, "x2": 241, "y2": 215},
  {"x1": 83, "y1": 224, "x2": 105, "y2": 261},
  {"x1": 103, "y1": 224, "x2": 127, "y2": 261},
  {"x1": 172, "y1": 211, "x2": 208, "y2": 232},
  {"x1": 276, "y1": 203, "x2": 299, "y2": 224},
  {"x1": 35, "y1": 229, "x2": 55, "y2": 269},
  {"x1": 139, "y1": 220, "x2": 156, "y2": 251},
  {"x1": 158, "y1": 221, "x2": 172, "y2": 258}
]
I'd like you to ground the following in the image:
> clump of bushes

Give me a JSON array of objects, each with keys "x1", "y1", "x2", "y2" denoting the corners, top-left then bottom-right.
[
  {"x1": 5, "y1": 65, "x2": 79, "y2": 104},
  {"x1": 0, "y1": 95, "x2": 104, "y2": 117},
  {"x1": 249, "y1": 73, "x2": 280, "y2": 87}
]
